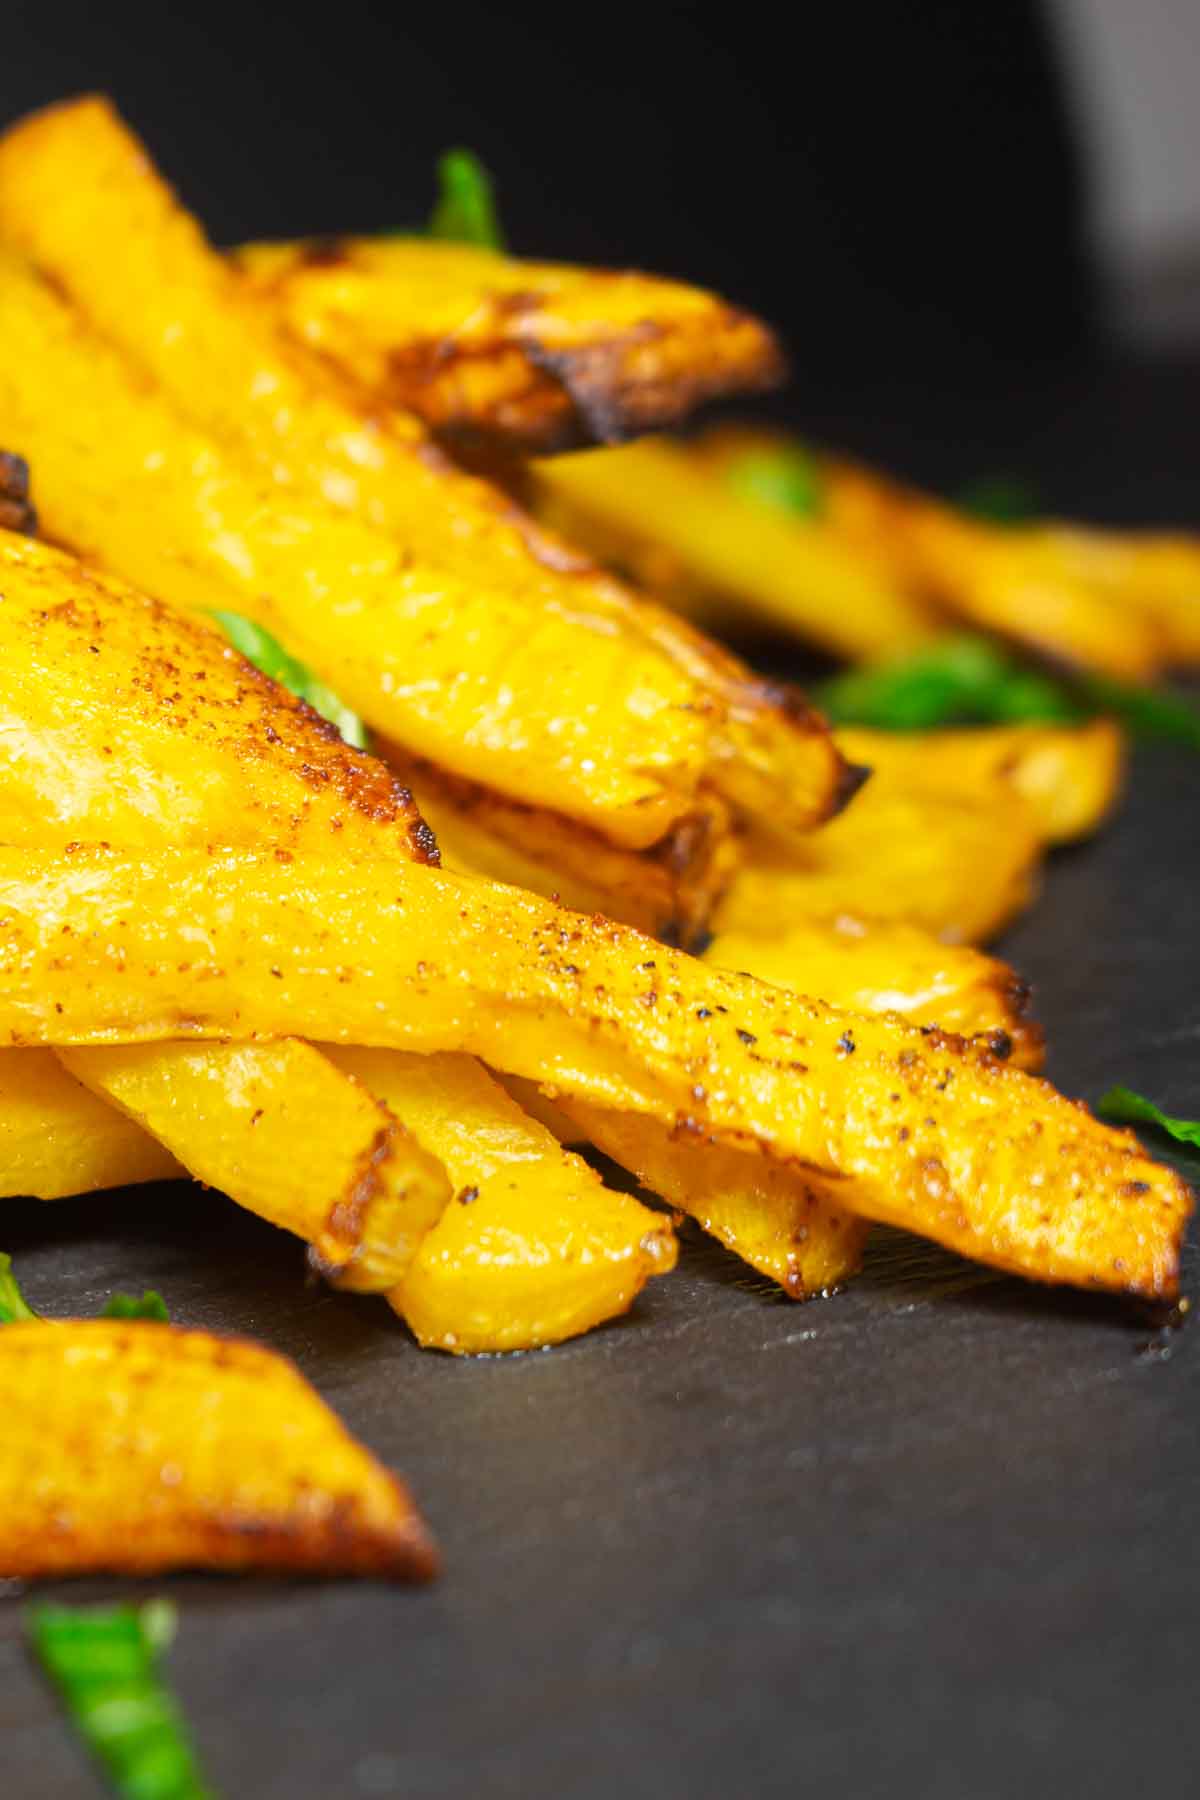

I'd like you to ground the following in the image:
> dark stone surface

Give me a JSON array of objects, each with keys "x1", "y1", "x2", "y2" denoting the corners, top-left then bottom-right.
[{"x1": 3, "y1": 364, "x2": 1199, "y2": 1797}]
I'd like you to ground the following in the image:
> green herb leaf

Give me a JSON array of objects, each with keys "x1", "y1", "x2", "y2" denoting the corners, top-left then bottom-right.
[
  {"x1": 1096, "y1": 1086, "x2": 1200, "y2": 1149},
  {"x1": 428, "y1": 148, "x2": 505, "y2": 250},
  {"x1": 818, "y1": 634, "x2": 1084, "y2": 730},
  {"x1": 720, "y1": 443, "x2": 824, "y2": 518},
  {"x1": 957, "y1": 474, "x2": 1040, "y2": 524},
  {"x1": 102, "y1": 1289, "x2": 170, "y2": 1322},
  {"x1": 0, "y1": 1250, "x2": 38, "y2": 1323},
  {"x1": 818, "y1": 631, "x2": 1200, "y2": 745},
  {"x1": 28, "y1": 1601, "x2": 213, "y2": 1799},
  {"x1": 212, "y1": 611, "x2": 370, "y2": 750},
  {"x1": 1077, "y1": 673, "x2": 1200, "y2": 752}
]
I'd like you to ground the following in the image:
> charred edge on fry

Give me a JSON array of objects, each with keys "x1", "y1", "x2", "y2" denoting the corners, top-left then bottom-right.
[{"x1": 0, "y1": 451, "x2": 36, "y2": 536}]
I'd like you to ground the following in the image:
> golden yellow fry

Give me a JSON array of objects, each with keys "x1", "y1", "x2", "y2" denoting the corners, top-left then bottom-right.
[
  {"x1": 394, "y1": 748, "x2": 737, "y2": 946},
  {"x1": 0, "y1": 1320, "x2": 438, "y2": 1578},
  {"x1": 715, "y1": 780, "x2": 1043, "y2": 946},
  {"x1": 325, "y1": 1049, "x2": 675, "y2": 1352},
  {"x1": 561, "y1": 1101, "x2": 869, "y2": 1295},
  {"x1": 235, "y1": 235, "x2": 784, "y2": 452},
  {"x1": 59, "y1": 1041, "x2": 451, "y2": 1290},
  {"x1": 704, "y1": 918, "x2": 1042, "y2": 1067},
  {"x1": 1031, "y1": 525, "x2": 1200, "y2": 665},
  {"x1": 0, "y1": 1048, "x2": 178, "y2": 1199},
  {"x1": 0, "y1": 844, "x2": 1186, "y2": 1300},
  {"x1": 0, "y1": 528, "x2": 438, "y2": 862},
  {"x1": 836, "y1": 719, "x2": 1126, "y2": 846},
  {"x1": 532, "y1": 437, "x2": 936, "y2": 661},
  {"x1": 817, "y1": 452, "x2": 1167, "y2": 680},
  {"x1": 0, "y1": 99, "x2": 848, "y2": 848}
]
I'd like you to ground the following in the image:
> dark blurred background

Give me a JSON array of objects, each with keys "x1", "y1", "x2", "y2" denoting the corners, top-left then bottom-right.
[{"x1": 4, "y1": 0, "x2": 1199, "y2": 508}]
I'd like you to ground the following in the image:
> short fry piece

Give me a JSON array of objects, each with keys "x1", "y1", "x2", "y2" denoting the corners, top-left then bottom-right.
[
  {"x1": 0, "y1": 1320, "x2": 438, "y2": 1578},
  {"x1": 0, "y1": 844, "x2": 1186, "y2": 1300},
  {"x1": 836, "y1": 719, "x2": 1126, "y2": 845},
  {"x1": 0, "y1": 1049, "x2": 178, "y2": 1199},
  {"x1": 563, "y1": 1102, "x2": 869, "y2": 1296},
  {"x1": 325, "y1": 1049, "x2": 676, "y2": 1352},
  {"x1": 59, "y1": 1041, "x2": 451, "y2": 1290},
  {"x1": 715, "y1": 781, "x2": 1043, "y2": 946},
  {"x1": 397, "y1": 748, "x2": 738, "y2": 946},
  {"x1": 235, "y1": 236, "x2": 785, "y2": 452},
  {"x1": 532, "y1": 436, "x2": 936, "y2": 661},
  {"x1": 704, "y1": 918, "x2": 1042, "y2": 1068}
]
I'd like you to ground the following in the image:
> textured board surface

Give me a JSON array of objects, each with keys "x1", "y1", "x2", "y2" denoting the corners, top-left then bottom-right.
[{"x1": 2, "y1": 363, "x2": 1199, "y2": 1798}]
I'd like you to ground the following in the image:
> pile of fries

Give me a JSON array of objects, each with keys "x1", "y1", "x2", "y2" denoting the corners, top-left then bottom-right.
[{"x1": 0, "y1": 96, "x2": 1192, "y2": 1581}]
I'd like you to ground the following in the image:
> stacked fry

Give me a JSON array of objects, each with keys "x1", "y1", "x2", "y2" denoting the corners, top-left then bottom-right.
[{"x1": 0, "y1": 94, "x2": 1189, "y2": 1408}]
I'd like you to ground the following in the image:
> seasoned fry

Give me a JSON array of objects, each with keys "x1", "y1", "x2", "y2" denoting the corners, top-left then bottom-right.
[
  {"x1": 0, "y1": 1049, "x2": 178, "y2": 1199},
  {"x1": 704, "y1": 918, "x2": 1042, "y2": 1067},
  {"x1": 60, "y1": 1042, "x2": 451, "y2": 1290},
  {"x1": 235, "y1": 236, "x2": 786, "y2": 453},
  {"x1": 0, "y1": 1320, "x2": 438, "y2": 1577},
  {"x1": 0, "y1": 99, "x2": 848, "y2": 847},
  {"x1": 697, "y1": 427, "x2": 1172, "y2": 680},
  {"x1": 325, "y1": 1049, "x2": 676, "y2": 1351},
  {"x1": 714, "y1": 781, "x2": 1043, "y2": 945},
  {"x1": 0, "y1": 844, "x2": 1185, "y2": 1299},
  {"x1": 0, "y1": 529, "x2": 437, "y2": 861},
  {"x1": 560, "y1": 1102, "x2": 870, "y2": 1295},
  {"x1": 532, "y1": 436, "x2": 936, "y2": 660},
  {"x1": 836, "y1": 719, "x2": 1126, "y2": 845},
  {"x1": 391, "y1": 748, "x2": 737, "y2": 945}
]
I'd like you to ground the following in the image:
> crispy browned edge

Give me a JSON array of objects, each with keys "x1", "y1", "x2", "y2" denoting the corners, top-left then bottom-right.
[
  {"x1": 0, "y1": 451, "x2": 36, "y2": 534},
  {"x1": 271, "y1": 241, "x2": 788, "y2": 453},
  {"x1": 1, "y1": 1322, "x2": 441, "y2": 1580}
]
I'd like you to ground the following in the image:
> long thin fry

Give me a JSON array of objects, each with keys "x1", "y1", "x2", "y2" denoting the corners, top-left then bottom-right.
[
  {"x1": 562, "y1": 1101, "x2": 870, "y2": 1296},
  {"x1": 532, "y1": 436, "x2": 936, "y2": 660},
  {"x1": 0, "y1": 845, "x2": 1185, "y2": 1299}
]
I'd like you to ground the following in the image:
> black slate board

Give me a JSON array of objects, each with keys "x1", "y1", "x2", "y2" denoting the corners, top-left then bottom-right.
[{"x1": 2, "y1": 364, "x2": 1199, "y2": 1800}]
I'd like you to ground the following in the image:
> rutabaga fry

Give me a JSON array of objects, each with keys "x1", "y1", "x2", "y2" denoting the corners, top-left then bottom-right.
[
  {"x1": 390, "y1": 748, "x2": 738, "y2": 946},
  {"x1": 59, "y1": 1042, "x2": 451, "y2": 1290},
  {"x1": 531, "y1": 437, "x2": 937, "y2": 661},
  {"x1": 0, "y1": 1320, "x2": 438, "y2": 1578},
  {"x1": 0, "y1": 98, "x2": 849, "y2": 847},
  {"x1": 559, "y1": 1101, "x2": 870, "y2": 1296},
  {"x1": 818, "y1": 453, "x2": 1168, "y2": 680},
  {"x1": 835, "y1": 719, "x2": 1126, "y2": 846},
  {"x1": 0, "y1": 529, "x2": 438, "y2": 861},
  {"x1": 714, "y1": 782, "x2": 1043, "y2": 946},
  {"x1": 704, "y1": 918, "x2": 1043, "y2": 1068},
  {"x1": 0, "y1": 1048, "x2": 178, "y2": 1199},
  {"x1": 235, "y1": 235, "x2": 785, "y2": 453},
  {"x1": 0, "y1": 845, "x2": 1186, "y2": 1299},
  {"x1": 325, "y1": 1049, "x2": 676, "y2": 1352},
  {"x1": 0, "y1": 259, "x2": 707, "y2": 848}
]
